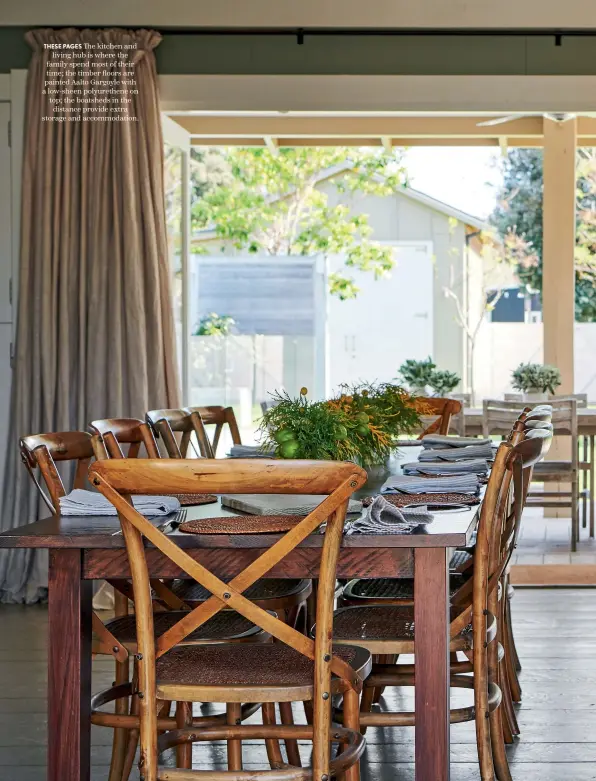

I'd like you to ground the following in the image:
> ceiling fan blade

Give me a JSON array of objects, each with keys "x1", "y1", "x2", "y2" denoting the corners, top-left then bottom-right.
[
  {"x1": 544, "y1": 112, "x2": 577, "y2": 122},
  {"x1": 476, "y1": 115, "x2": 525, "y2": 127}
]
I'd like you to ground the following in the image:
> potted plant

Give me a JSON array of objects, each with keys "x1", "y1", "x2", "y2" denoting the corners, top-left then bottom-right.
[
  {"x1": 397, "y1": 357, "x2": 436, "y2": 396},
  {"x1": 511, "y1": 362, "x2": 562, "y2": 401},
  {"x1": 428, "y1": 369, "x2": 460, "y2": 397},
  {"x1": 260, "y1": 384, "x2": 423, "y2": 470}
]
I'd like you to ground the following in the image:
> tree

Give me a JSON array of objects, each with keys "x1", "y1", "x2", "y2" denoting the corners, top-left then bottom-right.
[
  {"x1": 491, "y1": 148, "x2": 596, "y2": 322},
  {"x1": 192, "y1": 147, "x2": 406, "y2": 299}
]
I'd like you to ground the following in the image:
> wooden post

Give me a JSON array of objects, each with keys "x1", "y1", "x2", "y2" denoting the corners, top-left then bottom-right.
[
  {"x1": 542, "y1": 118, "x2": 576, "y2": 519},
  {"x1": 542, "y1": 117, "x2": 576, "y2": 393}
]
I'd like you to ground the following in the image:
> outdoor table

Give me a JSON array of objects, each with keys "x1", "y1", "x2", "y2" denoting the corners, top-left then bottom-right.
[{"x1": 0, "y1": 461, "x2": 479, "y2": 781}]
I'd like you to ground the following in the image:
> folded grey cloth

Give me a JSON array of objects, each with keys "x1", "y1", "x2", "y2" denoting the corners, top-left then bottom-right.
[
  {"x1": 345, "y1": 495, "x2": 433, "y2": 535},
  {"x1": 59, "y1": 489, "x2": 180, "y2": 516},
  {"x1": 381, "y1": 473, "x2": 480, "y2": 494},
  {"x1": 228, "y1": 445, "x2": 277, "y2": 458},
  {"x1": 403, "y1": 459, "x2": 488, "y2": 476},
  {"x1": 421, "y1": 434, "x2": 492, "y2": 449},
  {"x1": 419, "y1": 443, "x2": 494, "y2": 461}
]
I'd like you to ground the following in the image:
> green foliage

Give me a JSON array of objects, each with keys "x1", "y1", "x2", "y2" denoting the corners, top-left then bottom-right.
[
  {"x1": 429, "y1": 370, "x2": 460, "y2": 396},
  {"x1": 260, "y1": 383, "x2": 422, "y2": 466},
  {"x1": 194, "y1": 313, "x2": 236, "y2": 336},
  {"x1": 192, "y1": 146, "x2": 406, "y2": 297},
  {"x1": 491, "y1": 148, "x2": 596, "y2": 321},
  {"x1": 511, "y1": 362, "x2": 562, "y2": 394},
  {"x1": 397, "y1": 357, "x2": 437, "y2": 391}
]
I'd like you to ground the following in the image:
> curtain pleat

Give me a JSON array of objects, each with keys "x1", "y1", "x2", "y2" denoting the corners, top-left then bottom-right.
[{"x1": 0, "y1": 27, "x2": 181, "y2": 603}]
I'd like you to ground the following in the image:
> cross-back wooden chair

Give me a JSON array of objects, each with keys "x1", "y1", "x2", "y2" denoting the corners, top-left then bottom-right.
[
  {"x1": 89, "y1": 418, "x2": 161, "y2": 460},
  {"x1": 90, "y1": 458, "x2": 371, "y2": 781},
  {"x1": 330, "y1": 431, "x2": 551, "y2": 781},
  {"x1": 146, "y1": 408, "x2": 214, "y2": 459},
  {"x1": 184, "y1": 405, "x2": 242, "y2": 456}
]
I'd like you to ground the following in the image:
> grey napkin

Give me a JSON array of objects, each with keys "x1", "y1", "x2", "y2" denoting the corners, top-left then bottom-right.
[
  {"x1": 403, "y1": 459, "x2": 489, "y2": 476},
  {"x1": 381, "y1": 473, "x2": 480, "y2": 495},
  {"x1": 59, "y1": 489, "x2": 180, "y2": 517},
  {"x1": 345, "y1": 495, "x2": 433, "y2": 535},
  {"x1": 228, "y1": 445, "x2": 277, "y2": 458},
  {"x1": 419, "y1": 443, "x2": 494, "y2": 461},
  {"x1": 421, "y1": 434, "x2": 492, "y2": 449}
]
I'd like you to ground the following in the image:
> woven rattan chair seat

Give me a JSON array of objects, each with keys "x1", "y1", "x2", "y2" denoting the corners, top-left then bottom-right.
[
  {"x1": 172, "y1": 578, "x2": 311, "y2": 606},
  {"x1": 104, "y1": 610, "x2": 264, "y2": 647},
  {"x1": 342, "y1": 573, "x2": 466, "y2": 603},
  {"x1": 155, "y1": 642, "x2": 371, "y2": 694},
  {"x1": 330, "y1": 605, "x2": 472, "y2": 652}
]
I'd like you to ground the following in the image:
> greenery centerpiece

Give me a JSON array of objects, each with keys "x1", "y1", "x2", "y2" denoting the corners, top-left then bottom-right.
[
  {"x1": 397, "y1": 357, "x2": 437, "y2": 396},
  {"x1": 260, "y1": 384, "x2": 424, "y2": 467},
  {"x1": 398, "y1": 358, "x2": 460, "y2": 397},
  {"x1": 428, "y1": 370, "x2": 460, "y2": 396},
  {"x1": 511, "y1": 362, "x2": 561, "y2": 399}
]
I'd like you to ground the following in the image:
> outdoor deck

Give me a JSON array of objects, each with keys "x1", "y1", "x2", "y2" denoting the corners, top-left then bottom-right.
[{"x1": 0, "y1": 587, "x2": 594, "y2": 780}]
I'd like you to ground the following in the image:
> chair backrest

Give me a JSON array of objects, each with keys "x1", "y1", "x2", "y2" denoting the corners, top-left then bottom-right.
[
  {"x1": 90, "y1": 457, "x2": 367, "y2": 774},
  {"x1": 89, "y1": 418, "x2": 160, "y2": 459},
  {"x1": 146, "y1": 408, "x2": 214, "y2": 459},
  {"x1": 549, "y1": 393, "x2": 588, "y2": 408},
  {"x1": 20, "y1": 431, "x2": 95, "y2": 513},
  {"x1": 416, "y1": 397, "x2": 462, "y2": 438},
  {"x1": 184, "y1": 405, "x2": 241, "y2": 455},
  {"x1": 482, "y1": 399, "x2": 538, "y2": 436}
]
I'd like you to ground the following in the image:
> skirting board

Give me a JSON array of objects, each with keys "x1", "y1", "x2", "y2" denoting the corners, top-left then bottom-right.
[{"x1": 511, "y1": 564, "x2": 596, "y2": 586}]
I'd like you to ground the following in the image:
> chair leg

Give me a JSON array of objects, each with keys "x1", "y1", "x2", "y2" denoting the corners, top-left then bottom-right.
[
  {"x1": 108, "y1": 658, "x2": 130, "y2": 781},
  {"x1": 176, "y1": 701, "x2": 193, "y2": 769},
  {"x1": 262, "y1": 703, "x2": 285, "y2": 770},
  {"x1": 342, "y1": 688, "x2": 361, "y2": 781},
  {"x1": 120, "y1": 693, "x2": 140, "y2": 781},
  {"x1": 572, "y1": 480, "x2": 579, "y2": 552},
  {"x1": 226, "y1": 702, "x2": 243, "y2": 771},
  {"x1": 279, "y1": 701, "x2": 302, "y2": 766}
]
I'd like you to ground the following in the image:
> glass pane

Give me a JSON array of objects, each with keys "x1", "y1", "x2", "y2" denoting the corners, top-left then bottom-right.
[{"x1": 164, "y1": 143, "x2": 183, "y2": 384}]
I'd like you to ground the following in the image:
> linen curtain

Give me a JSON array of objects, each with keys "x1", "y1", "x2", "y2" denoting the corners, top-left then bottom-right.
[{"x1": 0, "y1": 28, "x2": 181, "y2": 603}]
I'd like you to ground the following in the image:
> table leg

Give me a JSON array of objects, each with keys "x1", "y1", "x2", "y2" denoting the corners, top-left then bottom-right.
[
  {"x1": 48, "y1": 549, "x2": 92, "y2": 781},
  {"x1": 414, "y1": 547, "x2": 450, "y2": 781}
]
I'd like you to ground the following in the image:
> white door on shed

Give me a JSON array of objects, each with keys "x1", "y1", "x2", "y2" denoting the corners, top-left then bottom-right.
[{"x1": 327, "y1": 242, "x2": 433, "y2": 389}]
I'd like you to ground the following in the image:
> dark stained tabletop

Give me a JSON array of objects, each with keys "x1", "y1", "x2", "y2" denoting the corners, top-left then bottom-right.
[{"x1": 0, "y1": 449, "x2": 479, "y2": 551}]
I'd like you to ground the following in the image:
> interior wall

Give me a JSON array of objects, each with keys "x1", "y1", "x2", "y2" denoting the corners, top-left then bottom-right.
[{"x1": 4, "y1": 27, "x2": 596, "y2": 76}]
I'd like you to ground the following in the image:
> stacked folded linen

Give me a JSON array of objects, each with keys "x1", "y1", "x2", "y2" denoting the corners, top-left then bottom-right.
[
  {"x1": 228, "y1": 445, "x2": 277, "y2": 458},
  {"x1": 381, "y1": 473, "x2": 480, "y2": 495},
  {"x1": 59, "y1": 489, "x2": 180, "y2": 516},
  {"x1": 402, "y1": 459, "x2": 489, "y2": 476},
  {"x1": 345, "y1": 495, "x2": 433, "y2": 535},
  {"x1": 418, "y1": 443, "x2": 494, "y2": 461},
  {"x1": 421, "y1": 434, "x2": 492, "y2": 449}
]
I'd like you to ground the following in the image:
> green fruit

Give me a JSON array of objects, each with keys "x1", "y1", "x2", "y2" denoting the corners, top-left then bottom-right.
[
  {"x1": 356, "y1": 424, "x2": 369, "y2": 436},
  {"x1": 336, "y1": 424, "x2": 348, "y2": 440},
  {"x1": 274, "y1": 429, "x2": 295, "y2": 444},
  {"x1": 280, "y1": 440, "x2": 300, "y2": 458},
  {"x1": 355, "y1": 412, "x2": 369, "y2": 424}
]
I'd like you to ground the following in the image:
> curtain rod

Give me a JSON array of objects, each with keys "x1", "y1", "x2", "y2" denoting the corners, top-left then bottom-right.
[{"x1": 154, "y1": 27, "x2": 596, "y2": 44}]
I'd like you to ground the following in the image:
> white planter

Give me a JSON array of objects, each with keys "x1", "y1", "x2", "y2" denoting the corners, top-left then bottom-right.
[{"x1": 522, "y1": 391, "x2": 549, "y2": 402}]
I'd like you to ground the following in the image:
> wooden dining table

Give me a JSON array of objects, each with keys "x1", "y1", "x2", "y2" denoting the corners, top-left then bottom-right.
[{"x1": 0, "y1": 458, "x2": 479, "y2": 781}]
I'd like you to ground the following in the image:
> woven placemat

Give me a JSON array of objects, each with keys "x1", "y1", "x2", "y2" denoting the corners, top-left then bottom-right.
[
  {"x1": 363, "y1": 492, "x2": 481, "y2": 508},
  {"x1": 179, "y1": 513, "x2": 306, "y2": 535},
  {"x1": 171, "y1": 493, "x2": 218, "y2": 507}
]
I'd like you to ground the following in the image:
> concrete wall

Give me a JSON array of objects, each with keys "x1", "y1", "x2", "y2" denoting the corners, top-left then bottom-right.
[{"x1": 473, "y1": 322, "x2": 596, "y2": 401}]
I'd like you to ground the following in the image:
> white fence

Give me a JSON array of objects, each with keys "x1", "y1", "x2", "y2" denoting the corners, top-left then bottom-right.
[{"x1": 473, "y1": 322, "x2": 596, "y2": 401}]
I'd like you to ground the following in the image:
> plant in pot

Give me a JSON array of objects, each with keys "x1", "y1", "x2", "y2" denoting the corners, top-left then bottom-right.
[
  {"x1": 428, "y1": 369, "x2": 460, "y2": 397},
  {"x1": 397, "y1": 357, "x2": 436, "y2": 396},
  {"x1": 511, "y1": 362, "x2": 562, "y2": 401}
]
